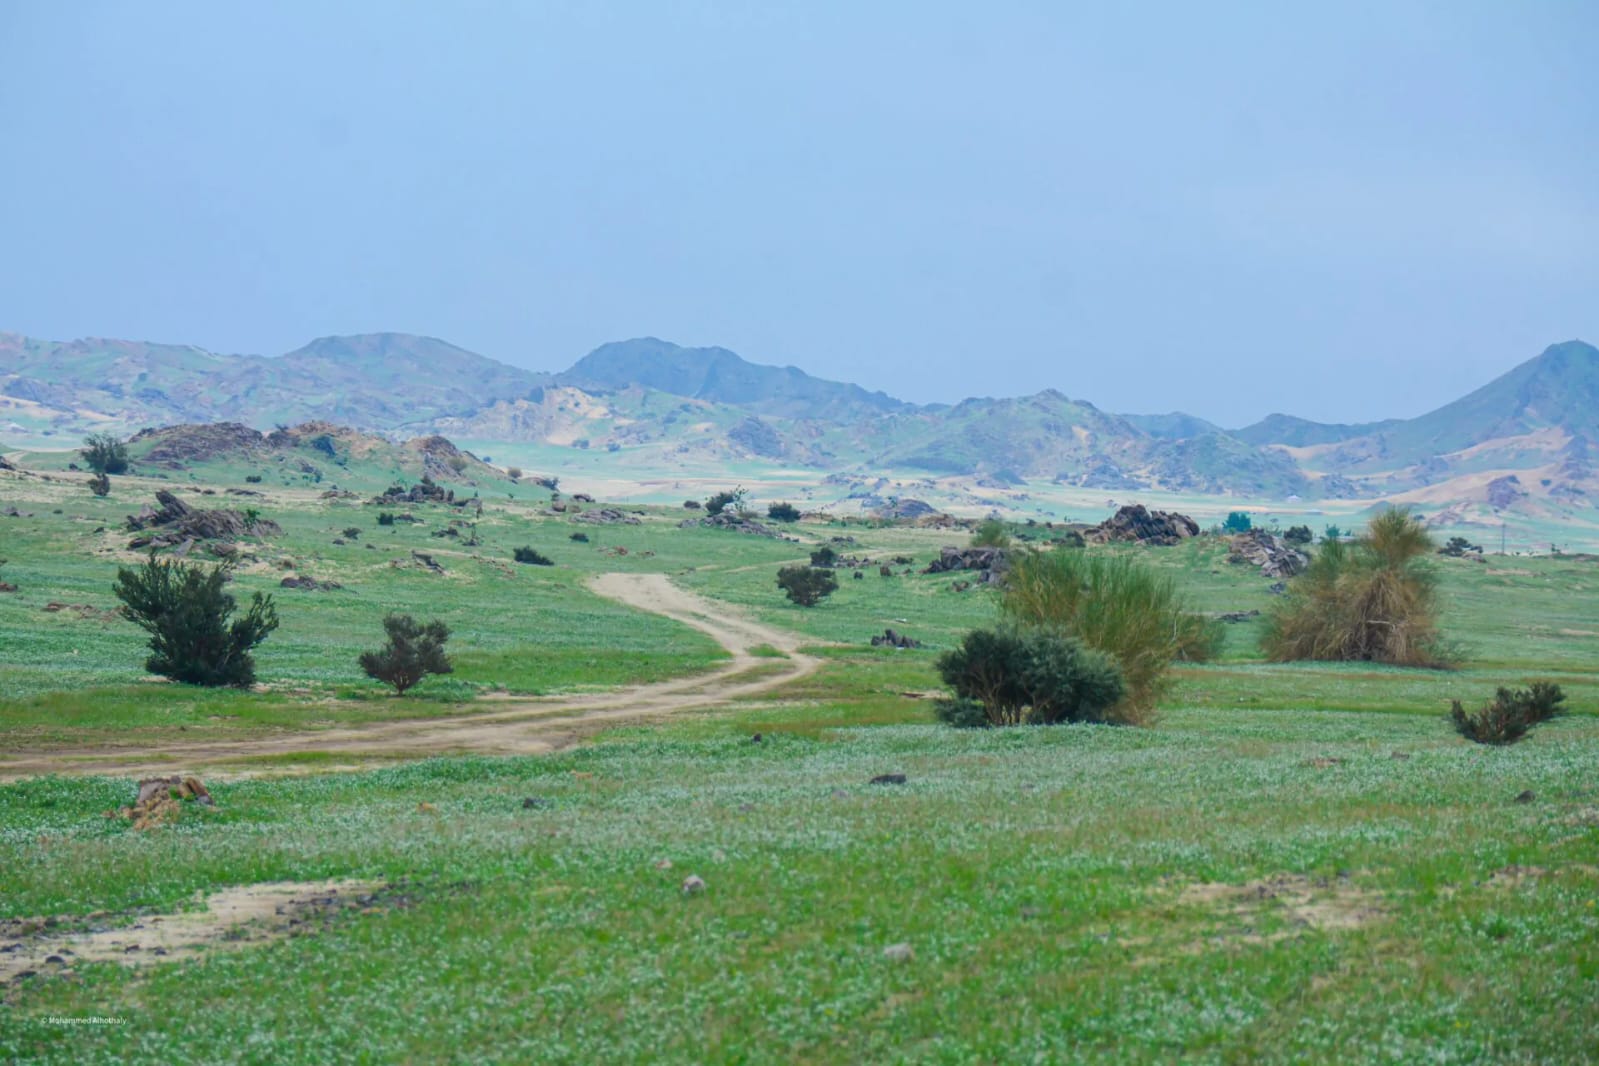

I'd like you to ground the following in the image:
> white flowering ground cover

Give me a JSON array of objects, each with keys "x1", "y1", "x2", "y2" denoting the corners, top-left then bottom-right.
[{"x1": 3, "y1": 701, "x2": 1598, "y2": 1064}]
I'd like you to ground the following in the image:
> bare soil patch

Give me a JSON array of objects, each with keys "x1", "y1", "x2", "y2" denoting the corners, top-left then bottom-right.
[{"x1": 0, "y1": 880, "x2": 391, "y2": 984}]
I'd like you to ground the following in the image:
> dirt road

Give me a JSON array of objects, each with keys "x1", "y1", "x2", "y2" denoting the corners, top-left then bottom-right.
[{"x1": 0, "y1": 574, "x2": 819, "y2": 781}]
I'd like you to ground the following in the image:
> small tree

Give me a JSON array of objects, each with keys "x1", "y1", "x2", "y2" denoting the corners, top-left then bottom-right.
[
  {"x1": 88, "y1": 472, "x2": 111, "y2": 497},
  {"x1": 1439, "y1": 536, "x2": 1483, "y2": 557},
  {"x1": 809, "y1": 545, "x2": 838, "y2": 568},
  {"x1": 936, "y1": 627, "x2": 1124, "y2": 727},
  {"x1": 767, "y1": 501, "x2": 801, "y2": 522},
  {"x1": 777, "y1": 564, "x2": 837, "y2": 606},
  {"x1": 971, "y1": 519, "x2": 1011, "y2": 548},
  {"x1": 706, "y1": 487, "x2": 747, "y2": 516},
  {"x1": 359, "y1": 613, "x2": 452, "y2": 695},
  {"x1": 1451, "y1": 682, "x2": 1565, "y2": 745},
  {"x1": 81, "y1": 432, "x2": 129, "y2": 476},
  {"x1": 1223, "y1": 511, "x2": 1252, "y2": 533},
  {"x1": 113, "y1": 555, "x2": 278, "y2": 687}
]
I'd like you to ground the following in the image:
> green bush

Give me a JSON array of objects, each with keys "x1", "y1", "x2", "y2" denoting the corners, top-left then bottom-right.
[
  {"x1": 706, "y1": 487, "x2": 746, "y2": 516},
  {"x1": 971, "y1": 519, "x2": 1011, "y2": 548},
  {"x1": 1283, "y1": 525, "x2": 1313, "y2": 545},
  {"x1": 359, "y1": 613, "x2": 453, "y2": 695},
  {"x1": 1261, "y1": 510, "x2": 1453, "y2": 667},
  {"x1": 1223, "y1": 511, "x2": 1252, "y2": 533},
  {"x1": 1000, "y1": 548, "x2": 1212, "y2": 724},
  {"x1": 1439, "y1": 536, "x2": 1483, "y2": 557},
  {"x1": 1450, "y1": 682, "x2": 1566, "y2": 745},
  {"x1": 809, "y1": 545, "x2": 838, "y2": 568},
  {"x1": 88, "y1": 472, "x2": 111, "y2": 497},
  {"x1": 513, "y1": 546, "x2": 554, "y2": 566},
  {"x1": 933, "y1": 697, "x2": 989, "y2": 729},
  {"x1": 80, "y1": 432, "x2": 129, "y2": 476},
  {"x1": 935, "y1": 627, "x2": 1124, "y2": 727},
  {"x1": 112, "y1": 555, "x2": 279, "y2": 687},
  {"x1": 767, "y1": 501, "x2": 802, "y2": 522},
  {"x1": 377, "y1": 512, "x2": 396, "y2": 526},
  {"x1": 777, "y1": 564, "x2": 838, "y2": 606}
]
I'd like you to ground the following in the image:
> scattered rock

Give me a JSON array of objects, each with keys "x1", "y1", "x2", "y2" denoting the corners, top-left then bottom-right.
[
  {"x1": 751, "y1": 733, "x2": 763, "y2": 744},
  {"x1": 106, "y1": 776, "x2": 214, "y2": 831},
  {"x1": 4, "y1": 506, "x2": 35, "y2": 517},
  {"x1": 682, "y1": 513, "x2": 791, "y2": 539},
  {"x1": 924, "y1": 545, "x2": 1008, "y2": 583},
  {"x1": 125, "y1": 490, "x2": 279, "y2": 548},
  {"x1": 882, "y1": 943, "x2": 915, "y2": 962},
  {"x1": 410, "y1": 551, "x2": 445, "y2": 573},
  {"x1": 1268, "y1": 581, "x2": 1288, "y2": 595},
  {"x1": 1217, "y1": 610, "x2": 1261, "y2": 623},
  {"x1": 371, "y1": 477, "x2": 452, "y2": 506},
  {"x1": 572, "y1": 508, "x2": 641, "y2": 526},
  {"x1": 681, "y1": 875, "x2": 706, "y2": 895},
  {"x1": 521, "y1": 797, "x2": 549, "y2": 810},
  {"x1": 279, "y1": 575, "x2": 343, "y2": 591},
  {"x1": 871, "y1": 498, "x2": 938, "y2": 521},
  {"x1": 1086, "y1": 504, "x2": 1199, "y2": 546},
  {"x1": 1514, "y1": 790, "x2": 1536, "y2": 804},
  {"x1": 870, "y1": 774, "x2": 907, "y2": 785},
  {"x1": 870, "y1": 628, "x2": 922, "y2": 649},
  {"x1": 570, "y1": 493, "x2": 595, "y2": 504}
]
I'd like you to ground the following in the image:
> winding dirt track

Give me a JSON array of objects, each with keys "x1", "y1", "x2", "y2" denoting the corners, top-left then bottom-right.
[{"x1": 0, "y1": 574, "x2": 819, "y2": 781}]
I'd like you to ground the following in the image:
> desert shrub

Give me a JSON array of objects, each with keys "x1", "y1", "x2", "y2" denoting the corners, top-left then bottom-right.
[
  {"x1": 80, "y1": 432, "x2": 129, "y2": 476},
  {"x1": 934, "y1": 697, "x2": 990, "y2": 729},
  {"x1": 777, "y1": 564, "x2": 838, "y2": 606},
  {"x1": 112, "y1": 555, "x2": 279, "y2": 687},
  {"x1": 569, "y1": 532, "x2": 589, "y2": 542},
  {"x1": 342, "y1": 527, "x2": 362, "y2": 540},
  {"x1": 1261, "y1": 510, "x2": 1453, "y2": 667},
  {"x1": 377, "y1": 512, "x2": 396, "y2": 526},
  {"x1": 1283, "y1": 525, "x2": 1313, "y2": 545},
  {"x1": 767, "y1": 501, "x2": 802, "y2": 522},
  {"x1": 359, "y1": 613, "x2": 452, "y2": 695},
  {"x1": 1000, "y1": 548, "x2": 1212, "y2": 724},
  {"x1": 1450, "y1": 682, "x2": 1566, "y2": 745},
  {"x1": 88, "y1": 472, "x2": 111, "y2": 497},
  {"x1": 1439, "y1": 536, "x2": 1483, "y2": 557},
  {"x1": 935, "y1": 627, "x2": 1125, "y2": 727},
  {"x1": 706, "y1": 487, "x2": 747, "y2": 516},
  {"x1": 513, "y1": 546, "x2": 553, "y2": 566},
  {"x1": 446, "y1": 455, "x2": 469, "y2": 474},
  {"x1": 809, "y1": 545, "x2": 838, "y2": 568},
  {"x1": 1223, "y1": 511, "x2": 1252, "y2": 533},
  {"x1": 971, "y1": 519, "x2": 1011, "y2": 548},
  {"x1": 506, "y1": 466, "x2": 522, "y2": 480}
]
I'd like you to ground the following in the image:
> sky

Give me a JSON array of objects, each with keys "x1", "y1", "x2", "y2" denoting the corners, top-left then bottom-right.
[{"x1": 1, "y1": 1, "x2": 1595, "y2": 427}]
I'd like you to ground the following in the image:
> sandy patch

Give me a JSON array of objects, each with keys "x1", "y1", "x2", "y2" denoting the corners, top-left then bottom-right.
[{"x1": 0, "y1": 880, "x2": 391, "y2": 984}]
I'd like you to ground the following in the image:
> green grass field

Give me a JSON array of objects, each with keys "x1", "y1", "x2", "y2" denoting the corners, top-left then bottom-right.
[{"x1": 2, "y1": 464, "x2": 1597, "y2": 1063}]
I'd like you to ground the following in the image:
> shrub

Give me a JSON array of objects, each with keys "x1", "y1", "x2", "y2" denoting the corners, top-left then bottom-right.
[
  {"x1": 245, "y1": 474, "x2": 263, "y2": 484},
  {"x1": 88, "y1": 472, "x2": 111, "y2": 497},
  {"x1": 1451, "y1": 682, "x2": 1566, "y2": 745},
  {"x1": 1439, "y1": 536, "x2": 1483, "y2": 557},
  {"x1": 934, "y1": 697, "x2": 990, "y2": 729},
  {"x1": 569, "y1": 532, "x2": 589, "y2": 542},
  {"x1": 342, "y1": 527, "x2": 362, "y2": 540},
  {"x1": 935, "y1": 627, "x2": 1125, "y2": 727},
  {"x1": 359, "y1": 613, "x2": 452, "y2": 695},
  {"x1": 1223, "y1": 511, "x2": 1252, "y2": 533},
  {"x1": 777, "y1": 564, "x2": 838, "y2": 606},
  {"x1": 971, "y1": 519, "x2": 1011, "y2": 548},
  {"x1": 767, "y1": 501, "x2": 802, "y2": 522},
  {"x1": 1323, "y1": 524, "x2": 1344, "y2": 543},
  {"x1": 446, "y1": 455, "x2": 468, "y2": 474},
  {"x1": 513, "y1": 546, "x2": 554, "y2": 566},
  {"x1": 1283, "y1": 525, "x2": 1313, "y2": 545},
  {"x1": 112, "y1": 555, "x2": 279, "y2": 687},
  {"x1": 706, "y1": 488, "x2": 747, "y2": 516},
  {"x1": 80, "y1": 432, "x2": 129, "y2": 476},
  {"x1": 1000, "y1": 548, "x2": 1212, "y2": 724},
  {"x1": 809, "y1": 545, "x2": 838, "y2": 568},
  {"x1": 683, "y1": 499, "x2": 703, "y2": 510},
  {"x1": 1261, "y1": 510, "x2": 1453, "y2": 668},
  {"x1": 506, "y1": 466, "x2": 523, "y2": 481},
  {"x1": 310, "y1": 434, "x2": 337, "y2": 457},
  {"x1": 377, "y1": 512, "x2": 396, "y2": 526}
]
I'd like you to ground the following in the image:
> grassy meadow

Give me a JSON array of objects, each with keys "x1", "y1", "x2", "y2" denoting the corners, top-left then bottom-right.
[{"x1": 2, "y1": 461, "x2": 1597, "y2": 1063}]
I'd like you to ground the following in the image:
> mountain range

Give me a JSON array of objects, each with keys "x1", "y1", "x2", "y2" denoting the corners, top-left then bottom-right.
[{"x1": 3, "y1": 330, "x2": 1596, "y2": 519}]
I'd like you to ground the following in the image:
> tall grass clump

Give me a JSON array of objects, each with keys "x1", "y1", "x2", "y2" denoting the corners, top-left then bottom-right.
[
  {"x1": 1000, "y1": 548, "x2": 1217, "y2": 724},
  {"x1": 1261, "y1": 509, "x2": 1454, "y2": 667}
]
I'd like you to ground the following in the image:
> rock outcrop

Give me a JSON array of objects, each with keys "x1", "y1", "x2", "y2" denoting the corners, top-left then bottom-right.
[
  {"x1": 923, "y1": 546, "x2": 1009, "y2": 583},
  {"x1": 1085, "y1": 504, "x2": 1199, "y2": 546},
  {"x1": 1228, "y1": 530, "x2": 1309, "y2": 578}
]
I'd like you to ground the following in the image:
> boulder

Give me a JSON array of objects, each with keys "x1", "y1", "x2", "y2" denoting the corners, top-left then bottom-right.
[
  {"x1": 572, "y1": 508, "x2": 641, "y2": 526},
  {"x1": 1228, "y1": 530, "x2": 1309, "y2": 578},
  {"x1": 1085, "y1": 504, "x2": 1199, "y2": 546},
  {"x1": 923, "y1": 546, "x2": 1009, "y2": 583}
]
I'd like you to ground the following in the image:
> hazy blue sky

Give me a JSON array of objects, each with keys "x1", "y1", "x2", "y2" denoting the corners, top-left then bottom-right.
[{"x1": 2, "y1": 1, "x2": 1595, "y2": 426}]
